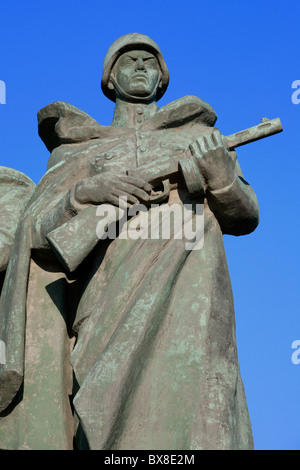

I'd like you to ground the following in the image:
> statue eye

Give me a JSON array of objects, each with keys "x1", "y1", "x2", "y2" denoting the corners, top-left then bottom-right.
[
  {"x1": 144, "y1": 57, "x2": 157, "y2": 67},
  {"x1": 119, "y1": 56, "x2": 135, "y2": 67}
]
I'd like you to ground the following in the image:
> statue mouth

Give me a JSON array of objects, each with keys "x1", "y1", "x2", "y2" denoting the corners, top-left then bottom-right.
[{"x1": 131, "y1": 73, "x2": 148, "y2": 83}]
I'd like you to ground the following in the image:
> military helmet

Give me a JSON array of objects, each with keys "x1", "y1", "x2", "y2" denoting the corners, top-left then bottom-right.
[{"x1": 101, "y1": 33, "x2": 169, "y2": 102}]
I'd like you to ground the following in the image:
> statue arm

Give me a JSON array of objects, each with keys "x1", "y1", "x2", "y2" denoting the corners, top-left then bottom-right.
[
  {"x1": 31, "y1": 172, "x2": 152, "y2": 253},
  {"x1": 188, "y1": 131, "x2": 259, "y2": 236},
  {"x1": 206, "y1": 154, "x2": 259, "y2": 235}
]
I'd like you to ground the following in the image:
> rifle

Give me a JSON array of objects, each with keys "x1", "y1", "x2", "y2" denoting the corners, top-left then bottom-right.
[
  {"x1": 46, "y1": 117, "x2": 282, "y2": 272},
  {"x1": 126, "y1": 117, "x2": 282, "y2": 196}
]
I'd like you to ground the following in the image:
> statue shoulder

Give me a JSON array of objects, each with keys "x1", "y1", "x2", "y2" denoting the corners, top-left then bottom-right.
[
  {"x1": 37, "y1": 101, "x2": 104, "y2": 153},
  {"x1": 155, "y1": 95, "x2": 218, "y2": 128},
  {"x1": 0, "y1": 166, "x2": 35, "y2": 191}
]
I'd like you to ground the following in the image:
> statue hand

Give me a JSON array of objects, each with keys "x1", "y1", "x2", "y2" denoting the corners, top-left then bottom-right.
[
  {"x1": 189, "y1": 129, "x2": 237, "y2": 191},
  {"x1": 74, "y1": 172, "x2": 152, "y2": 207}
]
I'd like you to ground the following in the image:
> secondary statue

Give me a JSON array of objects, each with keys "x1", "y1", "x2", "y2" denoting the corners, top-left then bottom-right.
[{"x1": 0, "y1": 33, "x2": 282, "y2": 450}]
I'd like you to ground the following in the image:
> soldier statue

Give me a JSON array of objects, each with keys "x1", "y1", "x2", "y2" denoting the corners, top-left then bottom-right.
[{"x1": 0, "y1": 33, "x2": 269, "y2": 450}]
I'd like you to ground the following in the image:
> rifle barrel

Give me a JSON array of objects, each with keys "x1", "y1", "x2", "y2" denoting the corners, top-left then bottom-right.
[{"x1": 224, "y1": 117, "x2": 283, "y2": 150}]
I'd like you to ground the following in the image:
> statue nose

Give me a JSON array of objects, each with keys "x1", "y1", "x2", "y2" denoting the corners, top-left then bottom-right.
[{"x1": 136, "y1": 58, "x2": 146, "y2": 70}]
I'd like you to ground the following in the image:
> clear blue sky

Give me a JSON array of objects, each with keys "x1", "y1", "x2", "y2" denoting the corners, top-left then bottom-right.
[{"x1": 0, "y1": 0, "x2": 299, "y2": 450}]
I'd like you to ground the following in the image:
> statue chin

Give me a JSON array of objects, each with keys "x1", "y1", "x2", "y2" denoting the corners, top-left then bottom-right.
[{"x1": 113, "y1": 77, "x2": 159, "y2": 103}]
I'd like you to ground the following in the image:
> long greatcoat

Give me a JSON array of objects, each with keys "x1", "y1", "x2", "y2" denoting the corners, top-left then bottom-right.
[{"x1": 0, "y1": 96, "x2": 259, "y2": 450}]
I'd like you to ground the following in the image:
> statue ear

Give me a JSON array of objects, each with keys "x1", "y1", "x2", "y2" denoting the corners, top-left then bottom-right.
[
  {"x1": 157, "y1": 76, "x2": 163, "y2": 91},
  {"x1": 158, "y1": 68, "x2": 163, "y2": 87},
  {"x1": 108, "y1": 79, "x2": 114, "y2": 91}
]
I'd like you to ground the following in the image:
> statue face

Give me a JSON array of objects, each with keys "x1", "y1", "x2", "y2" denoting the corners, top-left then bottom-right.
[{"x1": 113, "y1": 49, "x2": 160, "y2": 100}]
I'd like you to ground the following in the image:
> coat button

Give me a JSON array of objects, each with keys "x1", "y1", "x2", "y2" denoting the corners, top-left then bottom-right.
[
  {"x1": 160, "y1": 141, "x2": 168, "y2": 148},
  {"x1": 173, "y1": 144, "x2": 181, "y2": 150}
]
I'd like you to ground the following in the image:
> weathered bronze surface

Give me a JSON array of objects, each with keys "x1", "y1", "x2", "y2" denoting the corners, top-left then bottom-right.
[
  {"x1": 0, "y1": 33, "x2": 281, "y2": 450},
  {"x1": 0, "y1": 167, "x2": 35, "y2": 290}
]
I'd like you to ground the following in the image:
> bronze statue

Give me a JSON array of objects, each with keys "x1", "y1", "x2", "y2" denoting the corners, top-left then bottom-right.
[{"x1": 0, "y1": 33, "x2": 282, "y2": 450}]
